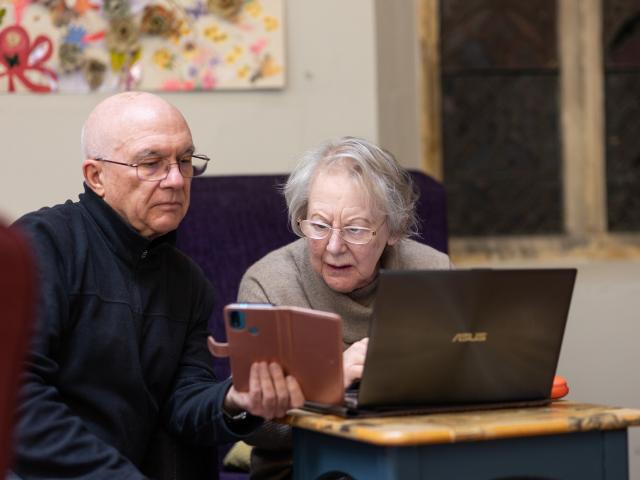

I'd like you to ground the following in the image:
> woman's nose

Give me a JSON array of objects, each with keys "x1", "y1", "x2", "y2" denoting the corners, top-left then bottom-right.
[{"x1": 326, "y1": 228, "x2": 346, "y2": 253}]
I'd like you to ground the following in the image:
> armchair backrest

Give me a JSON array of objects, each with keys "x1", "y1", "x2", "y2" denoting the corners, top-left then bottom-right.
[
  {"x1": 0, "y1": 222, "x2": 36, "y2": 475},
  {"x1": 176, "y1": 171, "x2": 448, "y2": 379}
]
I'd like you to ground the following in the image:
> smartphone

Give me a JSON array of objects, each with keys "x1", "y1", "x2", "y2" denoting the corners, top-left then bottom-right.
[{"x1": 208, "y1": 303, "x2": 345, "y2": 405}]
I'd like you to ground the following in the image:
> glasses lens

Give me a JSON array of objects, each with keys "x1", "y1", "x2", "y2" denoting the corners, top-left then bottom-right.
[
  {"x1": 188, "y1": 155, "x2": 209, "y2": 177},
  {"x1": 300, "y1": 220, "x2": 330, "y2": 239},
  {"x1": 342, "y1": 227, "x2": 373, "y2": 245},
  {"x1": 177, "y1": 158, "x2": 194, "y2": 178},
  {"x1": 137, "y1": 161, "x2": 164, "y2": 181}
]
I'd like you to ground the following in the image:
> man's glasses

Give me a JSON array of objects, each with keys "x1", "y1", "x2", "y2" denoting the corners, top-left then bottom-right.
[
  {"x1": 95, "y1": 154, "x2": 210, "y2": 182},
  {"x1": 297, "y1": 219, "x2": 378, "y2": 245}
]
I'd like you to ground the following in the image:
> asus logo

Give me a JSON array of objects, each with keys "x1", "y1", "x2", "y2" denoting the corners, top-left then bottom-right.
[{"x1": 452, "y1": 332, "x2": 488, "y2": 343}]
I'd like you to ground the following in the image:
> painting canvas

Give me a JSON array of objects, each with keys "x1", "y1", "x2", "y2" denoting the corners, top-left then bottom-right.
[{"x1": 0, "y1": 0, "x2": 285, "y2": 93}]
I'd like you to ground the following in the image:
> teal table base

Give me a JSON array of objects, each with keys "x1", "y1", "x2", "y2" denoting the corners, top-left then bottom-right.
[{"x1": 293, "y1": 428, "x2": 628, "y2": 480}]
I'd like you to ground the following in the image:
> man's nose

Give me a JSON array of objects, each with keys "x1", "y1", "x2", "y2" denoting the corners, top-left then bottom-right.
[{"x1": 161, "y1": 163, "x2": 185, "y2": 186}]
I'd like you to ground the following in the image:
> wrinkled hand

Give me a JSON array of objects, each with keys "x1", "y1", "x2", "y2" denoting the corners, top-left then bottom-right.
[
  {"x1": 343, "y1": 337, "x2": 369, "y2": 388},
  {"x1": 224, "y1": 362, "x2": 305, "y2": 421}
]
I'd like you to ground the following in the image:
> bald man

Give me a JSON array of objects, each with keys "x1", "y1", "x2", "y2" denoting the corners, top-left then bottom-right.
[{"x1": 12, "y1": 92, "x2": 303, "y2": 479}]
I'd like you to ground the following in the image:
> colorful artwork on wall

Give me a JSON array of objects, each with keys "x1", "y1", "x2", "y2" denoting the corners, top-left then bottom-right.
[{"x1": 0, "y1": 0, "x2": 285, "y2": 93}]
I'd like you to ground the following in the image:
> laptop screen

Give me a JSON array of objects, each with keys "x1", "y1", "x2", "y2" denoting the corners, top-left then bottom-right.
[{"x1": 358, "y1": 268, "x2": 577, "y2": 408}]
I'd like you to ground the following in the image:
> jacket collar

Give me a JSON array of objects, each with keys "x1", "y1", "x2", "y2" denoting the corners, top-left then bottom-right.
[{"x1": 78, "y1": 183, "x2": 177, "y2": 266}]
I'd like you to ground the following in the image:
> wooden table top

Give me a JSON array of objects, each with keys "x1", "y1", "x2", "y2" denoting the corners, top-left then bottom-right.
[{"x1": 286, "y1": 401, "x2": 640, "y2": 446}]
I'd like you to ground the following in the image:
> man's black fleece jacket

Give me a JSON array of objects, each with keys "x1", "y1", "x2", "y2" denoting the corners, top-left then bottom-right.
[{"x1": 12, "y1": 185, "x2": 260, "y2": 479}]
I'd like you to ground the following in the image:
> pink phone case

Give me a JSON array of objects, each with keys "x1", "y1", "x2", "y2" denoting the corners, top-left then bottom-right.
[{"x1": 209, "y1": 304, "x2": 345, "y2": 405}]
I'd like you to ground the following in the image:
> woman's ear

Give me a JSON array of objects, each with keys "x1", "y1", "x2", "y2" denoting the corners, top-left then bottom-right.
[
  {"x1": 82, "y1": 159, "x2": 105, "y2": 197},
  {"x1": 387, "y1": 234, "x2": 400, "y2": 246}
]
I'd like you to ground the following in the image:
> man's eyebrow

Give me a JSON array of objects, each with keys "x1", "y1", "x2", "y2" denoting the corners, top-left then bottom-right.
[
  {"x1": 133, "y1": 146, "x2": 196, "y2": 160},
  {"x1": 133, "y1": 149, "x2": 163, "y2": 160}
]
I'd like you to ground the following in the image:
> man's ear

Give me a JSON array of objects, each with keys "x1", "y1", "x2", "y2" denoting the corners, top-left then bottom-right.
[{"x1": 83, "y1": 159, "x2": 105, "y2": 197}]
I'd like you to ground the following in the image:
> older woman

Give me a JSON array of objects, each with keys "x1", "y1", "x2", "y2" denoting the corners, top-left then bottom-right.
[{"x1": 236, "y1": 136, "x2": 451, "y2": 479}]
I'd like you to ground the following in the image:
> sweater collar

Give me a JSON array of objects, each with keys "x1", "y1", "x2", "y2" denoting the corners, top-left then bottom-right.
[{"x1": 78, "y1": 183, "x2": 177, "y2": 265}]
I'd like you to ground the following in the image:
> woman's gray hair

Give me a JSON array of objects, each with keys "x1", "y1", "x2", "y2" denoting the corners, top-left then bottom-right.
[{"x1": 284, "y1": 136, "x2": 419, "y2": 239}]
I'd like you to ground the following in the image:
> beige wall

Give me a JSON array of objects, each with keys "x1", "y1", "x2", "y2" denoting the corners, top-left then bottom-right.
[
  {"x1": 374, "y1": 0, "x2": 423, "y2": 172},
  {"x1": 0, "y1": 0, "x2": 392, "y2": 222}
]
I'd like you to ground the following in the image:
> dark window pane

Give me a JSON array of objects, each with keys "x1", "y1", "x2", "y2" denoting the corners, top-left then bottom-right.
[
  {"x1": 603, "y1": 0, "x2": 640, "y2": 231},
  {"x1": 441, "y1": 0, "x2": 557, "y2": 71},
  {"x1": 440, "y1": 0, "x2": 562, "y2": 236},
  {"x1": 603, "y1": 0, "x2": 640, "y2": 68},
  {"x1": 442, "y1": 75, "x2": 562, "y2": 236},
  {"x1": 605, "y1": 73, "x2": 640, "y2": 231}
]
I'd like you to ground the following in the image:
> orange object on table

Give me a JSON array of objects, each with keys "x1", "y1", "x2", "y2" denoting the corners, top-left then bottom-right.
[{"x1": 551, "y1": 375, "x2": 569, "y2": 399}]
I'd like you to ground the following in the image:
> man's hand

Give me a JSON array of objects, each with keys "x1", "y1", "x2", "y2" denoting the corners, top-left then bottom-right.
[
  {"x1": 224, "y1": 362, "x2": 305, "y2": 421},
  {"x1": 343, "y1": 337, "x2": 368, "y2": 388}
]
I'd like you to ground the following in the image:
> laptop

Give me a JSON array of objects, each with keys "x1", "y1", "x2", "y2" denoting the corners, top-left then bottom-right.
[{"x1": 304, "y1": 268, "x2": 577, "y2": 418}]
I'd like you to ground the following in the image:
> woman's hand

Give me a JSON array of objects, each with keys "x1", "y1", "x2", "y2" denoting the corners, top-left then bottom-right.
[
  {"x1": 343, "y1": 337, "x2": 369, "y2": 388},
  {"x1": 224, "y1": 362, "x2": 305, "y2": 421}
]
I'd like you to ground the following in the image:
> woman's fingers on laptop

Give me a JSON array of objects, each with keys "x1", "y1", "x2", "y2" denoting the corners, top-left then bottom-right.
[{"x1": 343, "y1": 338, "x2": 369, "y2": 387}]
